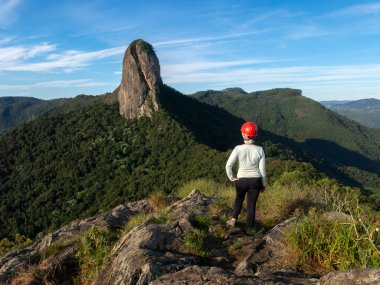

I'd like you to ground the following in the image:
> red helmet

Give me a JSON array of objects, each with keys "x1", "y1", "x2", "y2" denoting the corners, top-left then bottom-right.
[{"x1": 241, "y1": 122, "x2": 257, "y2": 137}]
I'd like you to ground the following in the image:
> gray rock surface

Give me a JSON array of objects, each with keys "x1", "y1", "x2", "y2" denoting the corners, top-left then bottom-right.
[
  {"x1": 0, "y1": 200, "x2": 152, "y2": 284},
  {"x1": 93, "y1": 189, "x2": 209, "y2": 285},
  {"x1": 117, "y1": 39, "x2": 162, "y2": 119},
  {"x1": 2, "y1": 189, "x2": 374, "y2": 285},
  {"x1": 93, "y1": 190, "x2": 319, "y2": 285},
  {"x1": 318, "y1": 267, "x2": 380, "y2": 285}
]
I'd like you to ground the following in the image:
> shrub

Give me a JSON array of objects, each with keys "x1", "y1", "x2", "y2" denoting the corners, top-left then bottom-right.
[
  {"x1": 287, "y1": 209, "x2": 380, "y2": 270},
  {"x1": 0, "y1": 234, "x2": 33, "y2": 257},
  {"x1": 75, "y1": 225, "x2": 117, "y2": 283},
  {"x1": 257, "y1": 180, "x2": 309, "y2": 227}
]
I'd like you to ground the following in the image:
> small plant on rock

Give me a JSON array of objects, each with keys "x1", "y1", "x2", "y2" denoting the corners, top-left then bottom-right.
[
  {"x1": 230, "y1": 240, "x2": 242, "y2": 251},
  {"x1": 75, "y1": 225, "x2": 117, "y2": 283},
  {"x1": 182, "y1": 229, "x2": 211, "y2": 257},
  {"x1": 121, "y1": 213, "x2": 149, "y2": 236}
]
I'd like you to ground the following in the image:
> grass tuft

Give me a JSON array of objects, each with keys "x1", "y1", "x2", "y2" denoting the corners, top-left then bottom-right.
[
  {"x1": 148, "y1": 191, "x2": 171, "y2": 211},
  {"x1": 182, "y1": 229, "x2": 211, "y2": 257},
  {"x1": 176, "y1": 179, "x2": 233, "y2": 201},
  {"x1": 75, "y1": 225, "x2": 118, "y2": 283},
  {"x1": 286, "y1": 208, "x2": 380, "y2": 270},
  {"x1": 121, "y1": 213, "x2": 149, "y2": 236},
  {"x1": 230, "y1": 240, "x2": 242, "y2": 251},
  {"x1": 192, "y1": 214, "x2": 213, "y2": 231},
  {"x1": 40, "y1": 235, "x2": 79, "y2": 261}
]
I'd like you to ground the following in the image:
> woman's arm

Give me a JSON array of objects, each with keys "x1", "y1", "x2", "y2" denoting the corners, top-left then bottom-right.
[
  {"x1": 226, "y1": 147, "x2": 238, "y2": 181},
  {"x1": 259, "y1": 149, "x2": 266, "y2": 187}
]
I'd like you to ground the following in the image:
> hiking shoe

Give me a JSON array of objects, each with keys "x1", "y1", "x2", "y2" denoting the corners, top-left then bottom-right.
[{"x1": 226, "y1": 218, "x2": 236, "y2": 227}]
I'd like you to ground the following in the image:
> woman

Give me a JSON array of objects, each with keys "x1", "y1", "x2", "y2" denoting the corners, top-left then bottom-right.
[{"x1": 225, "y1": 122, "x2": 266, "y2": 232}]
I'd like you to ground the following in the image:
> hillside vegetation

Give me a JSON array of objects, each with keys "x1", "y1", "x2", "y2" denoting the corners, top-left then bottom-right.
[
  {"x1": 2, "y1": 174, "x2": 378, "y2": 284},
  {"x1": 0, "y1": 85, "x2": 316, "y2": 240},
  {"x1": 192, "y1": 88, "x2": 380, "y2": 193},
  {"x1": 0, "y1": 95, "x2": 101, "y2": 135}
]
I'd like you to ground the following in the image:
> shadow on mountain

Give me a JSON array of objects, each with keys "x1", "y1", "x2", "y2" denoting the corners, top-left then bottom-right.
[
  {"x1": 160, "y1": 85, "x2": 379, "y2": 191},
  {"x1": 159, "y1": 84, "x2": 244, "y2": 151},
  {"x1": 305, "y1": 139, "x2": 380, "y2": 174}
]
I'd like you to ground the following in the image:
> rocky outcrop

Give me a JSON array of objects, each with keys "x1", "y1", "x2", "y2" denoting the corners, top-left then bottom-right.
[
  {"x1": 117, "y1": 39, "x2": 162, "y2": 119},
  {"x1": 93, "y1": 190, "x2": 319, "y2": 285},
  {"x1": 0, "y1": 200, "x2": 152, "y2": 284},
  {"x1": 318, "y1": 267, "x2": 380, "y2": 285},
  {"x1": 2, "y1": 189, "x2": 378, "y2": 285}
]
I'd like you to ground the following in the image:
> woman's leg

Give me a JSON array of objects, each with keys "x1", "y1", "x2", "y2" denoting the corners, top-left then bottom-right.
[
  {"x1": 246, "y1": 178, "x2": 262, "y2": 231},
  {"x1": 232, "y1": 179, "x2": 248, "y2": 219}
]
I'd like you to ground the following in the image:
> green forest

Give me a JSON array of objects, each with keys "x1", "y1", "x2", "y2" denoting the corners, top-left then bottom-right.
[
  {"x1": 0, "y1": 86, "x2": 316, "y2": 240},
  {"x1": 192, "y1": 88, "x2": 380, "y2": 193}
]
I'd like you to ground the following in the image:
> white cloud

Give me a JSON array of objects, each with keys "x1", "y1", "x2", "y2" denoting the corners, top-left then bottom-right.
[
  {"x1": 0, "y1": 36, "x2": 14, "y2": 44},
  {"x1": 0, "y1": 43, "x2": 56, "y2": 63},
  {"x1": 0, "y1": 0, "x2": 22, "y2": 27},
  {"x1": 287, "y1": 26, "x2": 330, "y2": 40},
  {"x1": 0, "y1": 84, "x2": 28, "y2": 90},
  {"x1": 162, "y1": 62, "x2": 380, "y2": 87},
  {"x1": 34, "y1": 79, "x2": 111, "y2": 88},
  {"x1": 0, "y1": 44, "x2": 124, "y2": 72},
  {"x1": 329, "y1": 2, "x2": 380, "y2": 17},
  {"x1": 0, "y1": 79, "x2": 112, "y2": 91},
  {"x1": 153, "y1": 32, "x2": 258, "y2": 48},
  {"x1": 163, "y1": 59, "x2": 283, "y2": 75}
]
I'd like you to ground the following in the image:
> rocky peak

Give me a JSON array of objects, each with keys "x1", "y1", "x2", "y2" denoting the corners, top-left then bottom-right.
[{"x1": 117, "y1": 39, "x2": 162, "y2": 119}]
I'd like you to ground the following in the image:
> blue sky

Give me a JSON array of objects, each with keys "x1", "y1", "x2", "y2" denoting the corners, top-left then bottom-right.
[{"x1": 1, "y1": 0, "x2": 380, "y2": 101}]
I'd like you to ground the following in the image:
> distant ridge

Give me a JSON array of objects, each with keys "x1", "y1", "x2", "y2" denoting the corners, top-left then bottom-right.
[
  {"x1": 0, "y1": 94, "x2": 103, "y2": 135},
  {"x1": 336, "y1": 98, "x2": 380, "y2": 109},
  {"x1": 320, "y1": 100, "x2": 352, "y2": 105},
  {"x1": 323, "y1": 98, "x2": 380, "y2": 128},
  {"x1": 192, "y1": 88, "x2": 380, "y2": 192}
]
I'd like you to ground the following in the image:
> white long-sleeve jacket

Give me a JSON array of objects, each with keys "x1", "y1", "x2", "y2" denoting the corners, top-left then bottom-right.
[{"x1": 225, "y1": 144, "x2": 266, "y2": 186}]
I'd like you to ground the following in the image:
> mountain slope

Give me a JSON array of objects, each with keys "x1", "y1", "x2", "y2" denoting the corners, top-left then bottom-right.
[
  {"x1": 1, "y1": 85, "x2": 321, "y2": 240},
  {"x1": 192, "y1": 88, "x2": 380, "y2": 192},
  {"x1": 0, "y1": 95, "x2": 101, "y2": 135},
  {"x1": 0, "y1": 95, "x2": 224, "y2": 239},
  {"x1": 323, "y1": 98, "x2": 380, "y2": 129}
]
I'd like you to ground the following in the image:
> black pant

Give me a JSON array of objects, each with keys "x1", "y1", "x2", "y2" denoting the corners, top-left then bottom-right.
[{"x1": 232, "y1": 177, "x2": 262, "y2": 230}]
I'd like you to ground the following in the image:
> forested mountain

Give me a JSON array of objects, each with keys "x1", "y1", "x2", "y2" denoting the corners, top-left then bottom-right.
[
  {"x1": 0, "y1": 85, "x2": 321, "y2": 240},
  {"x1": 1, "y1": 39, "x2": 378, "y2": 243},
  {"x1": 191, "y1": 88, "x2": 380, "y2": 193},
  {"x1": 0, "y1": 95, "x2": 101, "y2": 134},
  {"x1": 323, "y1": 98, "x2": 380, "y2": 129}
]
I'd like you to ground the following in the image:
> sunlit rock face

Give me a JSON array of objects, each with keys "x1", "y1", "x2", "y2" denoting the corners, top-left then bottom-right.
[{"x1": 117, "y1": 39, "x2": 162, "y2": 119}]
